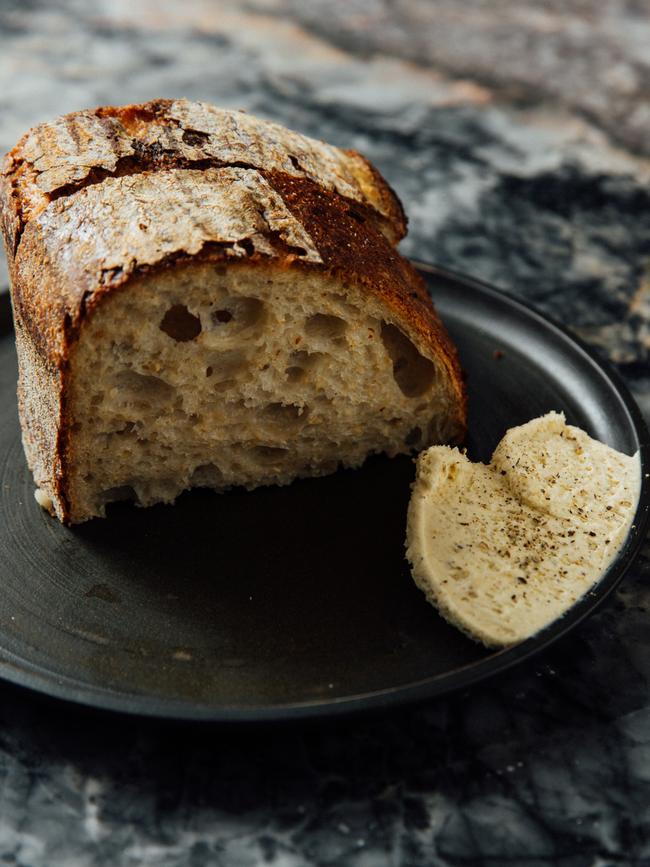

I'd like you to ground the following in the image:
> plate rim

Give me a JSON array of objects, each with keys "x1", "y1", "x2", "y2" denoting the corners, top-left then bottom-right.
[{"x1": 0, "y1": 262, "x2": 648, "y2": 722}]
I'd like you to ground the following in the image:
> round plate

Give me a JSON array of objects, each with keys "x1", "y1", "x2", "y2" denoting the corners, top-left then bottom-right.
[{"x1": 0, "y1": 264, "x2": 648, "y2": 721}]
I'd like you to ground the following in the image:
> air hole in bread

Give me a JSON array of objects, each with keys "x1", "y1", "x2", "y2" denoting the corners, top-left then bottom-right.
[
  {"x1": 209, "y1": 297, "x2": 265, "y2": 332},
  {"x1": 348, "y1": 208, "x2": 366, "y2": 224},
  {"x1": 285, "y1": 350, "x2": 322, "y2": 383},
  {"x1": 305, "y1": 313, "x2": 347, "y2": 340},
  {"x1": 160, "y1": 304, "x2": 202, "y2": 342},
  {"x1": 381, "y1": 322, "x2": 436, "y2": 397},
  {"x1": 206, "y1": 350, "x2": 248, "y2": 383},
  {"x1": 115, "y1": 369, "x2": 175, "y2": 401},
  {"x1": 190, "y1": 463, "x2": 223, "y2": 487},
  {"x1": 253, "y1": 446, "x2": 290, "y2": 461},
  {"x1": 263, "y1": 402, "x2": 309, "y2": 428},
  {"x1": 326, "y1": 293, "x2": 361, "y2": 316},
  {"x1": 100, "y1": 485, "x2": 138, "y2": 505},
  {"x1": 213, "y1": 309, "x2": 233, "y2": 324},
  {"x1": 117, "y1": 421, "x2": 137, "y2": 436},
  {"x1": 286, "y1": 366, "x2": 305, "y2": 383}
]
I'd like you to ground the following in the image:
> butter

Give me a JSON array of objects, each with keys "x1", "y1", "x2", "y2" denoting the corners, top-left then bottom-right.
[{"x1": 406, "y1": 412, "x2": 640, "y2": 646}]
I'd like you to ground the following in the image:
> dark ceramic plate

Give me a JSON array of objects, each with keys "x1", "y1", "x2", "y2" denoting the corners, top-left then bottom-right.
[{"x1": 0, "y1": 264, "x2": 648, "y2": 721}]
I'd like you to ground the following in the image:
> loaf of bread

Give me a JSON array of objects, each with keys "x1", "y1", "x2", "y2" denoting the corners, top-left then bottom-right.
[
  {"x1": 406, "y1": 412, "x2": 640, "y2": 646},
  {"x1": 0, "y1": 99, "x2": 466, "y2": 523}
]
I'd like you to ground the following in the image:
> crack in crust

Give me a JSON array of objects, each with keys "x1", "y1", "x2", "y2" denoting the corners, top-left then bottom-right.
[{"x1": 1, "y1": 98, "x2": 406, "y2": 256}]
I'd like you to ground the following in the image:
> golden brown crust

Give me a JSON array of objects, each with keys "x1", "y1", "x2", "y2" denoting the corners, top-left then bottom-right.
[{"x1": 1, "y1": 98, "x2": 406, "y2": 250}]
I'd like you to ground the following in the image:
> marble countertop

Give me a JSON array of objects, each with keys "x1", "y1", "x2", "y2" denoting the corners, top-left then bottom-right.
[{"x1": 1, "y1": 1, "x2": 649, "y2": 863}]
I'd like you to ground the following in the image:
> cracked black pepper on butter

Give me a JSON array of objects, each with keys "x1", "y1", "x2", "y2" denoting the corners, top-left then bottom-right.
[{"x1": 406, "y1": 412, "x2": 640, "y2": 647}]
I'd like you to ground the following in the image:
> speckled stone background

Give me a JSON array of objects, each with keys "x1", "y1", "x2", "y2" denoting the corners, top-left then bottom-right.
[{"x1": 1, "y1": 1, "x2": 650, "y2": 864}]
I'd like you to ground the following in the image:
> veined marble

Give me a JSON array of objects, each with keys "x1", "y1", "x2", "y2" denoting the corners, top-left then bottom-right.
[{"x1": 0, "y1": 2, "x2": 649, "y2": 864}]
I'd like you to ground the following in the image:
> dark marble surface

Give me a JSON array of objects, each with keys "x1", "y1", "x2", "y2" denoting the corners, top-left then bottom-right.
[{"x1": 1, "y1": 1, "x2": 650, "y2": 864}]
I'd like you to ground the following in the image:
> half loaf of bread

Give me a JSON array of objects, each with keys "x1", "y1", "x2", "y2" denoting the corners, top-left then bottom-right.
[{"x1": 1, "y1": 99, "x2": 466, "y2": 523}]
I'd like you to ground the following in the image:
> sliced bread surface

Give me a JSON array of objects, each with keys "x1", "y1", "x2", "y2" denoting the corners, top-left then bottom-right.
[{"x1": 406, "y1": 412, "x2": 640, "y2": 647}]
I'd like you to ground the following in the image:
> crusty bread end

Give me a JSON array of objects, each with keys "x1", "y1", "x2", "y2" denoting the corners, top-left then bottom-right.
[{"x1": 1, "y1": 100, "x2": 466, "y2": 523}]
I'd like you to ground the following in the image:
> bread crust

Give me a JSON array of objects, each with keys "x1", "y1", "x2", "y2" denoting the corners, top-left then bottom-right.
[
  {"x1": 0, "y1": 100, "x2": 465, "y2": 523},
  {"x1": 0, "y1": 98, "x2": 405, "y2": 254}
]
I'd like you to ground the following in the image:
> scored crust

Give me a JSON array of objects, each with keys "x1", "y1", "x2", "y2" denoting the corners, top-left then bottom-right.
[
  {"x1": 0, "y1": 100, "x2": 466, "y2": 523},
  {"x1": 0, "y1": 98, "x2": 406, "y2": 256}
]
